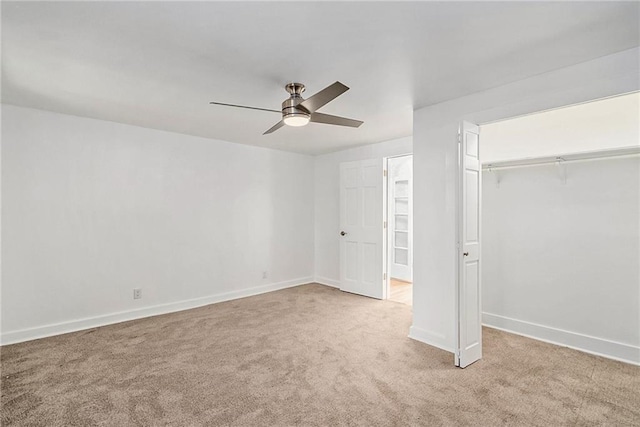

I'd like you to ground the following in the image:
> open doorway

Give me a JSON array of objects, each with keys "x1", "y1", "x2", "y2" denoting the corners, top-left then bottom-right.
[{"x1": 386, "y1": 154, "x2": 413, "y2": 305}]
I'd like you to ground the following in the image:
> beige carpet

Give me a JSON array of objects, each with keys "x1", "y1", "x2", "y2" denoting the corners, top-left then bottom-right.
[{"x1": 1, "y1": 284, "x2": 639, "y2": 426}]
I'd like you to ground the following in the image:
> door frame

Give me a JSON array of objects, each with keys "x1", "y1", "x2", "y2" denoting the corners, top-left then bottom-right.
[{"x1": 383, "y1": 153, "x2": 413, "y2": 300}]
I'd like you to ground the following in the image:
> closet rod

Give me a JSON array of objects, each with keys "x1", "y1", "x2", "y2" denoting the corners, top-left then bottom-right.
[{"x1": 482, "y1": 146, "x2": 640, "y2": 171}]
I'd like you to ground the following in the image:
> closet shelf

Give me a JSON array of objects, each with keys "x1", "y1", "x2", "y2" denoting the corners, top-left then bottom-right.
[{"x1": 483, "y1": 146, "x2": 639, "y2": 171}]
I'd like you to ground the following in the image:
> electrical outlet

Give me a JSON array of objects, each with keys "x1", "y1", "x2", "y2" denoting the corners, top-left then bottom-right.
[
  {"x1": 262, "y1": 271, "x2": 268, "y2": 279},
  {"x1": 133, "y1": 288, "x2": 142, "y2": 300}
]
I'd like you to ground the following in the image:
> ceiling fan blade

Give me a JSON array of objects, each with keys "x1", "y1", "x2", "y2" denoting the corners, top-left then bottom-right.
[
  {"x1": 298, "y1": 81, "x2": 349, "y2": 113},
  {"x1": 263, "y1": 120, "x2": 286, "y2": 135},
  {"x1": 209, "y1": 101, "x2": 280, "y2": 114},
  {"x1": 310, "y1": 112, "x2": 363, "y2": 128}
]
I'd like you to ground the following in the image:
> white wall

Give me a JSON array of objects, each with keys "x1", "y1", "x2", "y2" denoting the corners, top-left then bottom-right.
[
  {"x1": 410, "y1": 47, "x2": 640, "y2": 360},
  {"x1": 481, "y1": 92, "x2": 640, "y2": 163},
  {"x1": 313, "y1": 137, "x2": 412, "y2": 286},
  {"x1": 483, "y1": 157, "x2": 640, "y2": 363},
  {"x1": 411, "y1": 121, "x2": 459, "y2": 352},
  {"x1": 1, "y1": 105, "x2": 315, "y2": 344}
]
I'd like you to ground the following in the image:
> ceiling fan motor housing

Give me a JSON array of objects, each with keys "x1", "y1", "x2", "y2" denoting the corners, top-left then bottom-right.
[{"x1": 282, "y1": 83, "x2": 310, "y2": 123}]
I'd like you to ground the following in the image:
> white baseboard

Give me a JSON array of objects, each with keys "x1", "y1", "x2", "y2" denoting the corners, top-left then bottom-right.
[
  {"x1": 483, "y1": 312, "x2": 640, "y2": 366},
  {"x1": 408, "y1": 325, "x2": 454, "y2": 354},
  {"x1": 1, "y1": 277, "x2": 314, "y2": 346},
  {"x1": 313, "y1": 276, "x2": 341, "y2": 288}
]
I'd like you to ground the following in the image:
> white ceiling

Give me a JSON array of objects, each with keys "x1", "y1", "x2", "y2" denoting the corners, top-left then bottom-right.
[{"x1": 2, "y1": 1, "x2": 638, "y2": 155}]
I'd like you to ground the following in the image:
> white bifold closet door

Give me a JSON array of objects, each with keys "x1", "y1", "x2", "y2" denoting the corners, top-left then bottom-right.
[
  {"x1": 457, "y1": 121, "x2": 482, "y2": 368},
  {"x1": 339, "y1": 159, "x2": 384, "y2": 299}
]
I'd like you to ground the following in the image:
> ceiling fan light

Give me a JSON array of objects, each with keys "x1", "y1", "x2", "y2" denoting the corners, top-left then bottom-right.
[{"x1": 283, "y1": 114, "x2": 310, "y2": 127}]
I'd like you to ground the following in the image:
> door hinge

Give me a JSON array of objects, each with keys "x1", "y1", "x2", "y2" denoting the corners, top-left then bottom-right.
[
  {"x1": 383, "y1": 169, "x2": 387, "y2": 177},
  {"x1": 384, "y1": 273, "x2": 387, "y2": 280},
  {"x1": 384, "y1": 221, "x2": 387, "y2": 229},
  {"x1": 457, "y1": 132, "x2": 462, "y2": 144}
]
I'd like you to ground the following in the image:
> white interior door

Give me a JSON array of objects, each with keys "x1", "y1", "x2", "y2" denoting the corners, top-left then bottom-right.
[
  {"x1": 457, "y1": 121, "x2": 482, "y2": 368},
  {"x1": 340, "y1": 159, "x2": 384, "y2": 299}
]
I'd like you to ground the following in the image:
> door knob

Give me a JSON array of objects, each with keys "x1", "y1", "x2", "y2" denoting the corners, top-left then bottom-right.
[
  {"x1": 340, "y1": 231, "x2": 347, "y2": 236},
  {"x1": 463, "y1": 252, "x2": 469, "y2": 256}
]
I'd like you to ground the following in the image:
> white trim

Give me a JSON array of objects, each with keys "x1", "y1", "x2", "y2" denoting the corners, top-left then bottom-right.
[
  {"x1": 385, "y1": 152, "x2": 413, "y2": 160},
  {"x1": 1, "y1": 277, "x2": 313, "y2": 346},
  {"x1": 483, "y1": 312, "x2": 640, "y2": 366},
  {"x1": 313, "y1": 276, "x2": 341, "y2": 288},
  {"x1": 383, "y1": 157, "x2": 390, "y2": 300},
  {"x1": 408, "y1": 325, "x2": 454, "y2": 354}
]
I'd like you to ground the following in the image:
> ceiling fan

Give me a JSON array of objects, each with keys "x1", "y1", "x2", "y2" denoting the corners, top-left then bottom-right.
[{"x1": 209, "y1": 81, "x2": 363, "y2": 135}]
